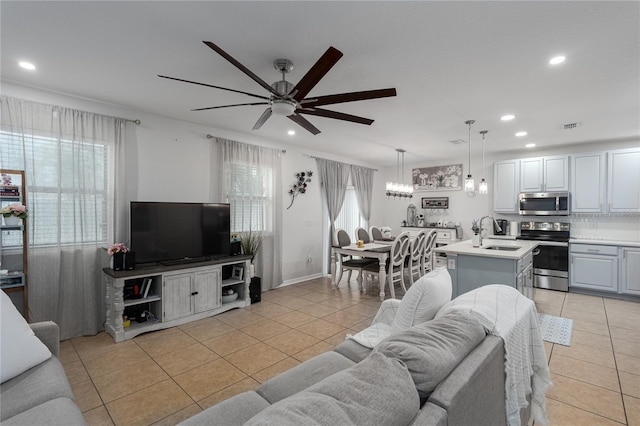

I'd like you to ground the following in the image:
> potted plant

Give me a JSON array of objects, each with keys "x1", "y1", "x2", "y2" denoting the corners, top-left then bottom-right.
[
  {"x1": 471, "y1": 219, "x2": 481, "y2": 247},
  {"x1": 1, "y1": 203, "x2": 28, "y2": 226},
  {"x1": 107, "y1": 243, "x2": 129, "y2": 271},
  {"x1": 240, "y1": 229, "x2": 263, "y2": 277}
]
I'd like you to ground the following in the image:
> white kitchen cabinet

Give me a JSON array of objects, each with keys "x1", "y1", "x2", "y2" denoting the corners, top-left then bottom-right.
[
  {"x1": 493, "y1": 160, "x2": 520, "y2": 213},
  {"x1": 520, "y1": 156, "x2": 569, "y2": 193},
  {"x1": 620, "y1": 247, "x2": 640, "y2": 296},
  {"x1": 570, "y1": 244, "x2": 618, "y2": 292},
  {"x1": 608, "y1": 148, "x2": 640, "y2": 213},
  {"x1": 571, "y1": 152, "x2": 606, "y2": 213}
]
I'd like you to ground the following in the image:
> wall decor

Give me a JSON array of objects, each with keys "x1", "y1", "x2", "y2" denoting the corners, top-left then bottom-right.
[
  {"x1": 287, "y1": 170, "x2": 312, "y2": 209},
  {"x1": 412, "y1": 164, "x2": 463, "y2": 192}
]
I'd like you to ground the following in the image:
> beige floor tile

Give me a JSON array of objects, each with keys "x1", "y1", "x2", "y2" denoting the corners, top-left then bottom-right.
[
  {"x1": 197, "y1": 377, "x2": 261, "y2": 410},
  {"x1": 150, "y1": 404, "x2": 202, "y2": 426},
  {"x1": 272, "y1": 310, "x2": 317, "y2": 327},
  {"x1": 241, "y1": 318, "x2": 291, "y2": 340},
  {"x1": 180, "y1": 318, "x2": 235, "y2": 342},
  {"x1": 272, "y1": 285, "x2": 314, "y2": 297},
  {"x1": 608, "y1": 315, "x2": 640, "y2": 332},
  {"x1": 71, "y1": 332, "x2": 120, "y2": 359},
  {"x1": 534, "y1": 302, "x2": 562, "y2": 316},
  {"x1": 153, "y1": 343, "x2": 219, "y2": 376},
  {"x1": 60, "y1": 340, "x2": 81, "y2": 365},
  {"x1": 298, "y1": 291, "x2": 334, "y2": 303},
  {"x1": 342, "y1": 302, "x2": 381, "y2": 317},
  {"x1": 215, "y1": 309, "x2": 265, "y2": 328},
  {"x1": 83, "y1": 405, "x2": 115, "y2": 426},
  {"x1": 620, "y1": 371, "x2": 640, "y2": 398},
  {"x1": 295, "y1": 318, "x2": 347, "y2": 340},
  {"x1": 534, "y1": 289, "x2": 565, "y2": 305},
  {"x1": 173, "y1": 357, "x2": 247, "y2": 401},
  {"x1": 321, "y1": 310, "x2": 368, "y2": 328},
  {"x1": 82, "y1": 342, "x2": 151, "y2": 378},
  {"x1": 544, "y1": 396, "x2": 622, "y2": 426},
  {"x1": 320, "y1": 297, "x2": 362, "y2": 309},
  {"x1": 610, "y1": 326, "x2": 640, "y2": 344},
  {"x1": 624, "y1": 394, "x2": 640, "y2": 426},
  {"x1": 264, "y1": 329, "x2": 320, "y2": 355},
  {"x1": 553, "y1": 342, "x2": 616, "y2": 369},
  {"x1": 561, "y1": 308, "x2": 608, "y2": 324},
  {"x1": 93, "y1": 361, "x2": 168, "y2": 403},
  {"x1": 563, "y1": 299, "x2": 606, "y2": 314},
  {"x1": 546, "y1": 373, "x2": 626, "y2": 423},
  {"x1": 301, "y1": 303, "x2": 339, "y2": 318},
  {"x1": 136, "y1": 329, "x2": 198, "y2": 358},
  {"x1": 292, "y1": 341, "x2": 334, "y2": 362},
  {"x1": 544, "y1": 341, "x2": 553, "y2": 364},
  {"x1": 245, "y1": 301, "x2": 293, "y2": 318},
  {"x1": 549, "y1": 353, "x2": 620, "y2": 391},
  {"x1": 604, "y1": 298, "x2": 640, "y2": 313},
  {"x1": 269, "y1": 295, "x2": 316, "y2": 310},
  {"x1": 202, "y1": 331, "x2": 259, "y2": 357},
  {"x1": 349, "y1": 317, "x2": 374, "y2": 333},
  {"x1": 571, "y1": 329, "x2": 613, "y2": 351},
  {"x1": 564, "y1": 292, "x2": 603, "y2": 305},
  {"x1": 224, "y1": 342, "x2": 288, "y2": 375},
  {"x1": 613, "y1": 338, "x2": 640, "y2": 358},
  {"x1": 251, "y1": 357, "x2": 301, "y2": 384},
  {"x1": 106, "y1": 379, "x2": 192, "y2": 426},
  {"x1": 132, "y1": 327, "x2": 182, "y2": 343},
  {"x1": 63, "y1": 359, "x2": 91, "y2": 384},
  {"x1": 572, "y1": 317, "x2": 611, "y2": 337},
  {"x1": 70, "y1": 379, "x2": 104, "y2": 413},
  {"x1": 325, "y1": 330, "x2": 350, "y2": 347},
  {"x1": 616, "y1": 352, "x2": 640, "y2": 376}
]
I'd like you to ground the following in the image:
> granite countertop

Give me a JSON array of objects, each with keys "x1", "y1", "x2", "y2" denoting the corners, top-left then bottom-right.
[
  {"x1": 570, "y1": 238, "x2": 640, "y2": 248},
  {"x1": 435, "y1": 238, "x2": 538, "y2": 259}
]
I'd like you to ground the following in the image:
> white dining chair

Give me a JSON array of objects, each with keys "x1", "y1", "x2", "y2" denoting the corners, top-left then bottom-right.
[
  {"x1": 407, "y1": 229, "x2": 428, "y2": 287},
  {"x1": 422, "y1": 230, "x2": 438, "y2": 274},
  {"x1": 363, "y1": 231, "x2": 410, "y2": 299}
]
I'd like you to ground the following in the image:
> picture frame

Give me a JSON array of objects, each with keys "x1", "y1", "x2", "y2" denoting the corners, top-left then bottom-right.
[
  {"x1": 232, "y1": 265, "x2": 244, "y2": 281},
  {"x1": 412, "y1": 164, "x2": 463, "y2": 192}
]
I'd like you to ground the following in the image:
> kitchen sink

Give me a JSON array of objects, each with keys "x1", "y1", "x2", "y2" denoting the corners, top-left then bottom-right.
[{"x1": 483, "y1": 245, "x2": 521, "y2": 251}]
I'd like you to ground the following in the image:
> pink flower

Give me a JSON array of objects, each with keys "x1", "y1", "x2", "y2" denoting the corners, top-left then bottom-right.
[{"x1": 107, "y1": 243, "x2": 129, "y2": 255}]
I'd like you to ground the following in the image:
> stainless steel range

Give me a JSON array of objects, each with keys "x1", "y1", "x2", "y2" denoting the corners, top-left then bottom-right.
[{"x1": 517, "y1": 221, "x2": 570, "y2": 292}]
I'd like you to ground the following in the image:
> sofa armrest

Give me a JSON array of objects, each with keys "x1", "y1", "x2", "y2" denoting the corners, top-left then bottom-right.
[{"x1": 30, "y1": 321, "x2": 60, "y2": 358}]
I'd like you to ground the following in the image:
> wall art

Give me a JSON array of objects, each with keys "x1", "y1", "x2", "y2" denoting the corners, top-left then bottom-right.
[{"x1": 412, "y1": 164, "x2": 463, "y2": 192}]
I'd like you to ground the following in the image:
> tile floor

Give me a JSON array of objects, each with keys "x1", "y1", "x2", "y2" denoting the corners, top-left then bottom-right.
[{"x1": 62, "y1": 278, "x2": 640, "y2": 426}]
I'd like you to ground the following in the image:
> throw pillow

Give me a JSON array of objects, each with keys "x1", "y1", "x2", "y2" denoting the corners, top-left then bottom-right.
[
  {"x1": 376, "y1": 310, "x2": 486, "y2": 401},
  {"x1": 245, "y1": 352, "x2": 420, "y2": 426},
  {"x1": 0, "y1": 290, "x2": 51, "y2": 383},
  {"x1": 391, "y1": 267, "x2": 452, "y2": 334}
]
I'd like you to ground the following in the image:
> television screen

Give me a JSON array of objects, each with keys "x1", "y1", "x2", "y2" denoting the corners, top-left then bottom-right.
[{"x1": 130, "y1": 202, "x2": 231, "y2": 265}]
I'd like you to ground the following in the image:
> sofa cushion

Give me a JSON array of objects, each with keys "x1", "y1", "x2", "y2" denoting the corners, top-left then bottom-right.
[
  {"x1": 0, "y1": 356, "x2": 74, "y2": 421},
  {"x1": 1, "y1": 290, "x2": 52, "y2": 383},
  {"x1": 245, "y1": 351, "x2": 420, "y2": 426},
  {"x1": 179, "y1": 391, "x2": 270, "y2": 426},
  {"x1": 256, "y1": 351, "x2": 355, "y2": 404},
  {"x1": 2, "y1": 397, "x2": 86, "y2": 426},
  {"x1": 333, "y1": 338, "x2": 374, "y2": 363},
  {"x1": 376, "y1": 310, "x2": 486, "y2": 401},
  {"x1": 391, "y1": 267, "x2": 452, "y2": 334}
]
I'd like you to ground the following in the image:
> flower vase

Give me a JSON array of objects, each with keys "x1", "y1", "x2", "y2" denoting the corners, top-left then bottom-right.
[
  {"x1": 249, "y1": 263, "x2": 255, "y2": 279},
  {"x1": 3, "y1": 216, "x2": 20, "y2": 226},
  {"x1": 112, "y1": 252, "x2": 125, "y2": 271},
  {"x1": 472, "y1": 233, "x2": 481, "y2": 247}
]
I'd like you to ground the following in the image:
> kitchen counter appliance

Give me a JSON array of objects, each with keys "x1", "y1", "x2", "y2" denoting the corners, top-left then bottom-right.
[
  {"x1": 517, "y1": 221, "x2": 570, "y2": 291},
  {"x1": 518, "y1": 192, "x2": 570, "y2": 216},
  {"x1": 494, "y1": 219, "x2": 509, "y2": 236}
]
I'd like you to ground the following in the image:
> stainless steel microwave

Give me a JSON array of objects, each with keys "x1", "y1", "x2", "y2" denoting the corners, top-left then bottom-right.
[{"x1": 518, "y1": 192, "x2": 570, "y2": 216}]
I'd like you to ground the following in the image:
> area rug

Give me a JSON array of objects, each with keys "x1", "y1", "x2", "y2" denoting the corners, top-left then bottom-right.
[{"x1": 537, "y1": 313, "x2": 573, "y2": 346}]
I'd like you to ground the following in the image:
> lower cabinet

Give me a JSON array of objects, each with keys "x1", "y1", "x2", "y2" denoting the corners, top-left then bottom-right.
[
  {"x1": 620, "y1": 247, "x2": 640, "y2": 296},
  {"x1": 570, "y1": 244, "x2": 618, "y2": 292},
  {"x1": 163, "y1": 267, "x2": 222, "y2": 322}
]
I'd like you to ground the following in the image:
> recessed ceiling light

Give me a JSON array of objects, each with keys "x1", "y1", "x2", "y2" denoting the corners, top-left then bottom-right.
[
  {"x1": 525, "y1": 143, "x2": 536, "y2": 148},
  {"x1": 549, "y1": 55, "x2": 566, "y2": 65},
  {"x1": 18, "y1": 61, "x2": 36, "y2": 71},
  {"x1": 501, "y1": 114, "x2": 515, "y2": 121},
  {"x1": 515, "y1": 131, "x2": 528, "y2": 137},
  {"x1": 287, "y1": 130, "x2": 295, "y2": 136}
]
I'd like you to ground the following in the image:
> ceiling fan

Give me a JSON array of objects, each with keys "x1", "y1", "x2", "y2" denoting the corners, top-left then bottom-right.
[{"x1": 158, "y1": 41, "x2": 397, "y2": 135}]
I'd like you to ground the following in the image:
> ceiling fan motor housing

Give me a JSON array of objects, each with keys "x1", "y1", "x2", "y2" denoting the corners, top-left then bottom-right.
[{"x1": 272, "y1": 80, "x2": 294, "y2": 96}]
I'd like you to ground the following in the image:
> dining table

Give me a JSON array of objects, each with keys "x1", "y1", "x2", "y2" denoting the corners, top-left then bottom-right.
[{"x1": 331, "y1": 242, "x2": 392, "y2": 301}]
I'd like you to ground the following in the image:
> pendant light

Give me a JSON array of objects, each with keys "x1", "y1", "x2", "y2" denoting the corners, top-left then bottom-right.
[
  {"x1": 464, "y1": 120, "x2": 476, "y2": 196},
  {"x1": 478, "y1": 130, "x2": 488, "y2": 195},
  {"x1": 386, "y1": 148, "x2": 413, "y2": 198}
]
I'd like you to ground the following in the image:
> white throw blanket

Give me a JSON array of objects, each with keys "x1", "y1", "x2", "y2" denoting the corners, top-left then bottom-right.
[
  {"x1": 435, "y1": 285, "x2": 551, "y2": 426},
  {"x1": 348, "y1": 299, "x2": 400, "y2": 347}
]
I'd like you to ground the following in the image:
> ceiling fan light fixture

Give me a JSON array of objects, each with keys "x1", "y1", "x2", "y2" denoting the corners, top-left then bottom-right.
[{"x1": 271, "y1": 99, "x2": 297, "y2": 116}]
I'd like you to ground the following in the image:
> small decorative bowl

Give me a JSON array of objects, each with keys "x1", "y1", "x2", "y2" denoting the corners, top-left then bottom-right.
[{"x1": 222, "y1": 292, "x2": 239, "y2": 304}]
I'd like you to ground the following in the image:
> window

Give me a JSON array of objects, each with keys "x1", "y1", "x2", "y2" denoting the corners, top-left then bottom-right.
[
  {"x1": 226, "y1": 162, "x2": 273, "y2": 233},
  {"x1": 334, "y1": 186, "x2": 365, "y2": 240},
  {"x1": 0, "y1": 130, "x2": 111, "y2": 247}
]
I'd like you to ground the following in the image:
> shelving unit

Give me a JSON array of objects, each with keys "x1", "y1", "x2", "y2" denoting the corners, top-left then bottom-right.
[{"x1": 0, "y1": 169, "x2": 28, "y2": 319}]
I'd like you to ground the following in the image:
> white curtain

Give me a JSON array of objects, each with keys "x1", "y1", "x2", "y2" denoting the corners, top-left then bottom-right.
[
  {"x1": 350, "y1": 164, "x2": 375, "y2": 223},
  {"x1": 216, "y1": 138, "x2": 283, "y2": 290},
  {"x1": 0, "y1": 96, "x2": 125, "y2": 339}
]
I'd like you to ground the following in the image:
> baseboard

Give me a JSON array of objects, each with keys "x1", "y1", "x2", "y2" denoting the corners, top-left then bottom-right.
[{"x1": 280, "y1": 273, "x2": 325, "y2": 287}]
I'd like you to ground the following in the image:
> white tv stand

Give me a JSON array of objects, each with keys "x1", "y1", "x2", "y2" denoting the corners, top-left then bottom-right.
[{"x1": 103, "y1": 255, "x2": 252, "y2": 342}]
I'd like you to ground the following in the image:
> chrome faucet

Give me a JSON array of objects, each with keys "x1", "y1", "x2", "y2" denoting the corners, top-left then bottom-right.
[{"x1": 477, "y1": 215, "x2": 502, "y2": 247}]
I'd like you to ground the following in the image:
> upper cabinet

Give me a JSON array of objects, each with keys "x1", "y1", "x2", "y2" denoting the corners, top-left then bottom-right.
[
  {"x1": 608, "y1": 148, "x2": 640, "y2": 213},
  {"x1": 520, "y1": 155, "x2": 569, "y2": 193},
  {"x1": 571, "y1": 152, "x2": 606, "y2": 213},
  {"x1": 493, "y1": 160, "x2": 520, "y2": 213}
]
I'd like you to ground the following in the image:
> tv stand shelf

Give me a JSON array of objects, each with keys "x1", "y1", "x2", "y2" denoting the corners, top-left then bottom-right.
[{"x1": 103, "y1": 255, "x2": 251, "y2": 342}]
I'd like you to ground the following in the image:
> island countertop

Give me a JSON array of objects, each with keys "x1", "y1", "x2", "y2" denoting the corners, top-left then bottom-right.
[{"x1": 435, "y1": 238, "x2": 538, "y2": 259}]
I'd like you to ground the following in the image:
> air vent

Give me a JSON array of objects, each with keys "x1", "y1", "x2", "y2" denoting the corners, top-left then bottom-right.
[
  {"x1": 560, "y1": 121, "x2": 582, "y2": 130},
  {"x1": 449, "y1": 139, "x2": 466, "y2": 145}
]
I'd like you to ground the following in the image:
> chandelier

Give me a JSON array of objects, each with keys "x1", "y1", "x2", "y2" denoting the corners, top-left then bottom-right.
[
  {"x1": 386, "y1": 148, "x2": 413, "y2": 198},
  {"x1": 478, "y1": 130, "x2": 489, "y2": 195},
  {"x1": 464, "y1": 120, "x2": 476, "y2": 197}
]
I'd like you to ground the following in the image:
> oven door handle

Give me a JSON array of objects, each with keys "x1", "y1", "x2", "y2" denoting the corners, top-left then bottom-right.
[
  {"x1": 534, "y1": 241, "x2": 569, "y2": 247},
  {"x1": 532, "y1": 249, "x2": 541, "y2": 256}
]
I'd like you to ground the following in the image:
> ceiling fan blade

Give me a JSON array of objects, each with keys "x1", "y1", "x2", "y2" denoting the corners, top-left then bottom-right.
[
  {"x1": 288, "y1": 113, "x2": 321, "y2": 135},
  {"x1": 191, "y1": 102, "x2": 269, "y2": 111},
  {"x1": 158, "y1": 75, "x2": 270, "y2": 100},
  {"x1": 252, "y1": 108, "x2": 273, "y2": 130},
  {"x1": 203, "y1": 41, "x2": 279, "y2": 97},
  {"x1": 291, "y1": 47, "x2": 343, "y2": 102},
  {"x1": 302, "y1": 88, "x2": 397, "y2": 107},
  {"x1": 297, "y1": 107, "x2": 374, "y2": 125}
]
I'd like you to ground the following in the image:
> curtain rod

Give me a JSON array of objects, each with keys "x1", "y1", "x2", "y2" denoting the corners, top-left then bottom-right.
[
  {"x1": 303, "y1": 154, "x2": 378, "y2": 171},
  {"x1": 126, "y1": 119, "x2": 141, "y2": 125},
  {"x1": 206, "y1": 134, "x2": 286, "y2": 153}
]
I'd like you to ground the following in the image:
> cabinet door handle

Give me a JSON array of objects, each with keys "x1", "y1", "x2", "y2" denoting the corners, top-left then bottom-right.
[
  {"x1": 587, "y1": 249, "x2": 600, "y2": 253},
  {"x1": 191, "y1": 291, "x2": 199, "y2": 296}
]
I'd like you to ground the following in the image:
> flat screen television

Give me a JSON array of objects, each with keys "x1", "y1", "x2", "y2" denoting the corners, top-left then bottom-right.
[{"x1": 130, "y1": 202, "x2": 231, "y2": 265}]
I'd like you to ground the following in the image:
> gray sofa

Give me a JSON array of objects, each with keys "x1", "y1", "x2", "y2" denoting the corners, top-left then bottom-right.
[
  {"x1": 180, "y1": 311, "x2": 532, "y2": 426},
  {"x1": 0, "y1": 321, "x2": 86, "y2": 425}
]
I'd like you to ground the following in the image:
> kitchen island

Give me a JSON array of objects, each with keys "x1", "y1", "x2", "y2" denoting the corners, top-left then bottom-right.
[{"x1": 435, "y1": 238, "x2": 538, "y2": 299}]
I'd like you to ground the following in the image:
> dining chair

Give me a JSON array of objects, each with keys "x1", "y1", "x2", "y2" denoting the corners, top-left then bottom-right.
[
  {"x1": 334, "y1": 228, "x2": 377, "y2": 288},
  {"x1": 369, "y1": 226, "x2": 384, "y2": 241},
  {"x1": 422, "y1": 230, "x2": 438, "y2": 274},
  {"x1": 407, "y1": 229, "x2": 428, "y2": 287},
  {"x1": 355, "y1": 227, "x2": 371, "y2": 244},
  {"x1": 363, "y1": 231, "x2": 410, "y2": 299}
]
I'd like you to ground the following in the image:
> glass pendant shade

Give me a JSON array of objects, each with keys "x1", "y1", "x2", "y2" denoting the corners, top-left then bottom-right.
[
  {"x1": 464, "y1": 120, "x2": 475, "y2": 194},
  {"x1": 386, "y1": 149, "x2": 413, "y2": 198},
  {"x1": 464, "y1": 175, "x2": 475, "y2": 192},
  {"x1": 478, "y1": 179, "x2": 488, "y2": 194}
]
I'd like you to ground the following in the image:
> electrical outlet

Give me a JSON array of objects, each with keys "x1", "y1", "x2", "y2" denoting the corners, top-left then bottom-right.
[{"x1": 447, "y1": 258, "x2": 456, "y2": 270}]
